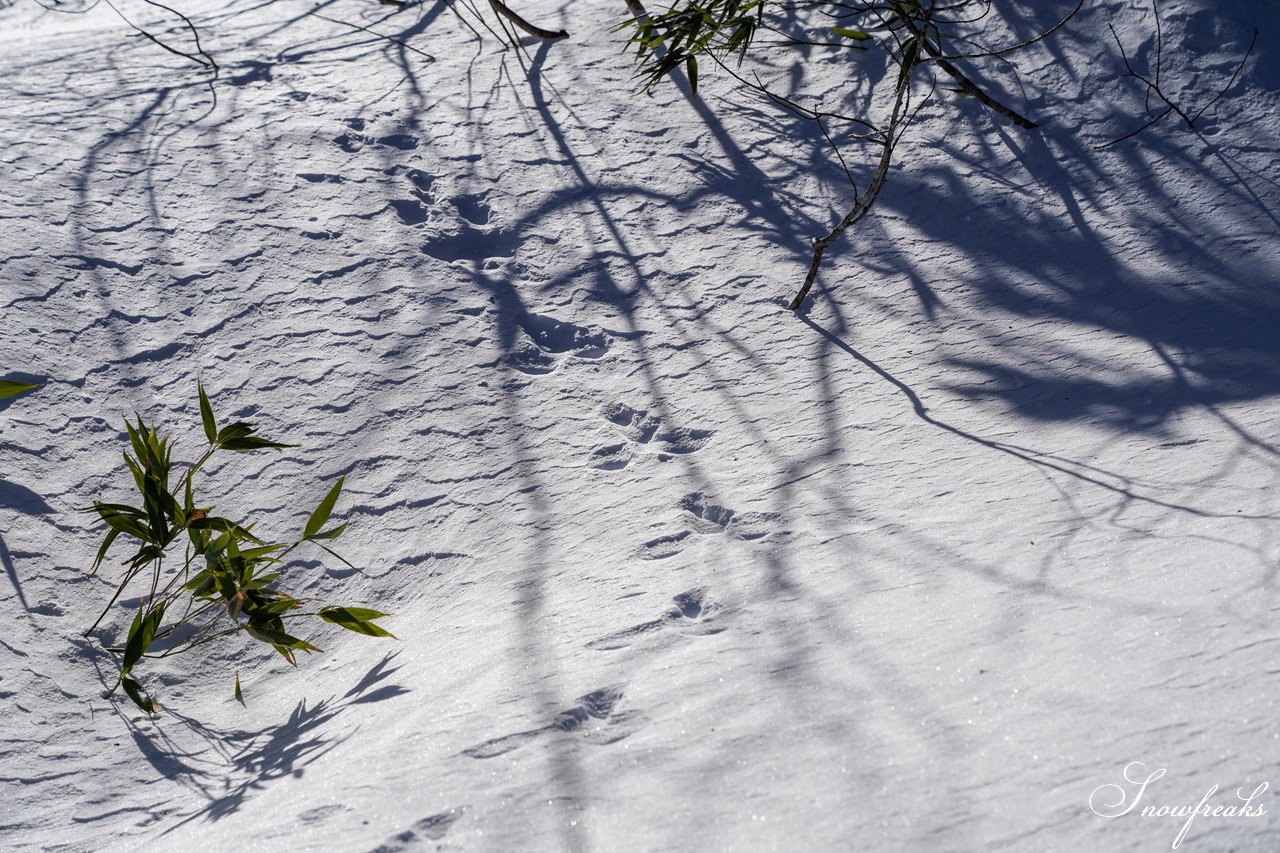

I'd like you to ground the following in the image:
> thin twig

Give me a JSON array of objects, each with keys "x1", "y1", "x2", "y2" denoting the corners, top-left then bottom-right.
[
  {"x1": 442, "y1": 0, "x2": 488, "y2": 41},
  {"x1": 486, "y1": 0, "x2": 567, "y2": 40},
  {"x1": 1093, "y1": 105, "x2": 1170, "y2": 150},
  {"x1": 1191, "y1": 27, "x2": 1258, "y2": 124},
  {"x1": 935, "y1": 0, "x2": 1083, "y2": 60},
  {"x1": 788, "y1": 39, "x2": 922, "y2": 311},
  {"x1": 308, "y1": 10, "x2": 437, "y2": 61},
  {"x1": 1096, "y1": 2, "x2": 1259, "y2": 150},
  {"x1": 101, "y1": 0, "x2": 218, "y2": 70},
  {"x1": 896, "y1": 13, "x2": 1037, "y2": 129}
]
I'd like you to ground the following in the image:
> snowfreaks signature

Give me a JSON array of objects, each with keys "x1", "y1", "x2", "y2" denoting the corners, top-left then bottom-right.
[{"x1": 1089, "y1": 762, "x2": 1268, "y2": 849}]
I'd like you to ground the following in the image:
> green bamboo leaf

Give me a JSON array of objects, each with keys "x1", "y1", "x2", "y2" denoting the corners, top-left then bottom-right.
[
  {"x1": 214, "y1": 570, "x2": 238, "y2": 603},
  {"x1": 126, "y1": 545, "x2": 164, "y2": 569},
  {"x1": 92, "y1": 504, "x2": 154, "y2": 543},
  {"x1": 85, "y1": 501, "x2": 145, "y2": 519},
  {"x1": 831, "y1": 27, "x2": 872, "y2": 40},
  {"x1": 122, "y1": 604, "x2": 144, "y2": 659},
  {"x1": 182, "y1": 568, "x2": 214, "y2": 592},
  {"x1": 215, "y1": 420, "x2": 298, "y2": 452},
  {"x1": 313, "y1": 541, "x2": 361, "y2": 573},
  {"x1": 0, "y1": 380, "x2": 40, "y2": 400},
  {"x1": 307, "y1": 521, "x2": 348, "y2": 542},
  {"x1": 121, "y1": 677, "x2": 155, "y2": 714},
  {"x1": 243, "y1": 570, "x2": 284, "y2": 589},
  {"x1": 687, "y1": 55, "x2": 698, "y2": 96},
  {"x1": 255, "y1": 595, "x2": 302, "y2": 617},
  {"x1": 134, "y1": 417, "x2": 166, "y2": 478},
  {"x1": 319, "y1": 606, "x2": 388, "y2": 621},
  {"x1": 216, "y1": 422, "x2": 255, "y2": 443},
  {"x1": 121, "y1": 603, "x2": 165, "y2": 675},
  {"x1": 123, "y1": 453, "x2": 145, "y2": 494},
  {"x1": 188, "y1": 516, "x2": 265, "y2": 545},
  {"x1": 91, "y1": 527, "x2": 120, "y2": 574},
  {"x1": 234, "y1": 671, "x2": 243, "y2": 704},
  {"x1": 318, "y1": 607, "x2": 397, "y2": 639},
  {"x1": 244, "y1": 623, "x2": 323, "y2": 655},
  {"x1": 219, "y1": 436, "x2": 299, "y2": 452},
  {"x1": 240, "y1": 545, "x2": 285, "y2": 561},
  {"x1": 198, "y1": 382, "x2": 217, "y2": 445},
  {"x1": 304, "y1": 476, "x2": 344, "y2": 540},
  {"x1": 141, "y1": 476, "x2": 174, "y2": 545},
  {"x1": 123, "y1": 419, "x2": 146, "y2": 467}
]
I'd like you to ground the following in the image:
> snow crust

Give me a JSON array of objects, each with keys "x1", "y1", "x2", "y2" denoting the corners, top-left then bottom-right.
[{"x1": 1, "y1": 0, "x2": 1278, "y2": 849}]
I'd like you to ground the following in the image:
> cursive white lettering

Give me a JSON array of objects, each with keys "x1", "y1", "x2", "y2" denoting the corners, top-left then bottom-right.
[
  {"x1": 1172, "y1": 785, "x2": 1217, "y2": 848},
  {"x1": 1090, "y1": 763, "x2": 1166, "y2": 818},
  {"x1": 1090, "y1": 767, "x2": 1269, "y2": 850}
]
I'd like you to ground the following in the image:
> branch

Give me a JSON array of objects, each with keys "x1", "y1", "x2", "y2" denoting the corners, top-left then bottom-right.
[
  {"x1": 1096, "y1": 0, "x2": 1259, "y2": 151},
  {"x1": 487, "y1": 0, "x2": 567, "y2": 40},
  {"x1": 101, "y1": 0, "x2": 218, "y2": 71},
  {"x1": 308, "y1": 11, "x2": 437, "y2": 62},
  {"x1": 1190, "y1": 27, "x2": 1258, "y2": 125},
  {"x1": 788, "y1": 40, "x2": 923, "y2": 311},
  {"x1": 936, "y1": 0, "x2": 1083, "y2": 61},
  {"x1": 895, "y1": 12, "x2": 1037, "y2": 129}
]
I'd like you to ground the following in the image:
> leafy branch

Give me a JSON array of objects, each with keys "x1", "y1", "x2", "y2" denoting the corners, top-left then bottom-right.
[
  {"x1": 616, "y1": 0, "x2": 1079, "y2": 309},
  {"x1": 81, "y1": 383, "x2": 394, "y2": 715}
]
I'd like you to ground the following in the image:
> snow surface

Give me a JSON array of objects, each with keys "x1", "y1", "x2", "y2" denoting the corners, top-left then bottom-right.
[{"x1": 1, "y1": 0, "x2": 1279, "y2": 849}]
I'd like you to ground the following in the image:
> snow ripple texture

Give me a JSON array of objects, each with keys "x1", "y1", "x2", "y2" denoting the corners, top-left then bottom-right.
[{"x1": 1, "y1": 0, "x2": 1279, "y2": 850}]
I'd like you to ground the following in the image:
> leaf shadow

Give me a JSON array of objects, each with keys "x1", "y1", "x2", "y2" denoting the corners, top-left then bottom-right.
[{"x1": 107, "y1": 652, "x2": 409, "y2": 832}]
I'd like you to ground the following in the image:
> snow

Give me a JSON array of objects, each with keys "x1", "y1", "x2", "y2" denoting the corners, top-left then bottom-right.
[{"x1": 1, "y1": 0, "x2": 1278, "y2": 849}]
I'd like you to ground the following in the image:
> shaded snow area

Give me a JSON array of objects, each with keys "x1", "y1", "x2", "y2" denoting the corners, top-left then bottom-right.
[{"x1": 2, "y1": 0, "x2": 1279, "y2": 849}]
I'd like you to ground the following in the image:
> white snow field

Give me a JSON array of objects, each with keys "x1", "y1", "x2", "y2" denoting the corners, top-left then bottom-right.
[{"x1": 1, "y1": 0, "x2": 1278, "y2": 849}]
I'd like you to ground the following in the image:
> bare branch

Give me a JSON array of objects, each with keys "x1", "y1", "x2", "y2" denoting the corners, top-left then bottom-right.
[
  {"x1": 487, "y1": 0, "x2": 567, "y2": 40},
  {"x1": 307, "y1": 10, "x2": 437, "y2": 62},
  {"x1": 895, "y1": 12, "x2": 1037, "y2": 129},
  {"x1": 1097, "y1": 1, "x2": 1258, "y2": 149},
  {"x1": 788, "y1": 39, "x2": 923, "y2": 311},
  {"x1": 101, "y1": 0, "x2": 218, "y2": 70}
]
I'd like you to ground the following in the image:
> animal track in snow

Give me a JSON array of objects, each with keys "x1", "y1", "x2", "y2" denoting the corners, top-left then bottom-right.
[
  {"x1": 334, "y1": 133, "x2": 366, "y2": 153},
  {"x1": 634, "y1": 530, "x2": 691, "y2": 560},
  {"x1": 501, "y1": 313, "x2": 610, "y2": 375},
  {"x1": 333, "y1": 125, "x2": 419, "y2": 154},
  {"x1": 422, "y1": 228, "x2": 522, "y2": 264},
  {"x1": 388, "y1": 199, "x2": 428, "y2": 226},
  {"x1": 679, "y1": 491, "x2": 778, "y2": 540},
  {"x1": 365, "y1": 807, "x2": 467, "y2": 852},
  {"x1": 461, "y1": 686, "x2": 643, "y2": 759},
  {"x1": 633, "y1": 493, "x2": 780, "y2": 559},
  {"x1": 298, "y1": 804, "x2": 345, "y2": 826},
  {"x1": 453, "y1": 194, "x2": 490, "y2": 225},
  {"x1": 588, "y1": 403, "x2": 713, "y2": 470},
  {"x1": 406, "y1": 169, "x2": 434, "y2": 196},
  {"x1": 586, "y1": 588, "x2": 724, "y2": 651},
  {"x1": 376, "y1": 133, "x2": 419, "y2": 150}
]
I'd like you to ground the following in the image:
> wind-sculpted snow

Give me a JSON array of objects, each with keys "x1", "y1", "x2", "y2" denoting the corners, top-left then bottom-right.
[{"x1": 1, "y1": 0, "x2": 1279, "y2": 850}]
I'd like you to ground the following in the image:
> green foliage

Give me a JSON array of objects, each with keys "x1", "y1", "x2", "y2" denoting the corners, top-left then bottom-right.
[
  {"x1": 0, "y1": 380, "x2": 40, "y2": 400},
  {"x1": 831, "y1": 27, "x2": 873, "y2": 41},
  {"x1": 618, "y1": 0, "x2": 934, "y2": 96},
  {"x1": 618, "y1": 0, "x2": 1071, "y2": 308},
  {"x1": 619, "y1": 0, "x2": 763, "y2": 96},
  {"x1": 82, "y1": 382, "x2": 394, "y2": 714},
  {"x1": 618, "y1": 0, "x2": 992, "y2": 103}
]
